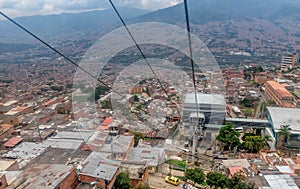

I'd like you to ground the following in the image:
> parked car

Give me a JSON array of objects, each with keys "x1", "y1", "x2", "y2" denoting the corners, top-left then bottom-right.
[{"x1": 165, "y1": 176, "x2": 179, "y2": 186}]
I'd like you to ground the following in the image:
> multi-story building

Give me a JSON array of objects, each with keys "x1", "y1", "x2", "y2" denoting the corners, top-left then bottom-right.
[
  {"x1": 265, "y1": 80, "x2": 295, "y2": 108},
  {"x1": 281, "y1": 53, "x2": 299, "y2": 71},
  {"x1": 266, "y1": 107, "x2": 300, "y2": 148}
]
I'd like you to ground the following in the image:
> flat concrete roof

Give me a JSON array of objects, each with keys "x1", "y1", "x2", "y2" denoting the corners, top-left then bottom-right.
[
  {"x1": 43, "y1": 138, "x2": 83, "y2": 150},
  {"x1": 267, "y1": 107, "x2": 300, "y2": 131},
  {"x1": 184, "y1": 93, "x2": 226, "y2": 105},
  {"x1": 222, "y1": 159, "x2": 251, "y2": 168},
  {"x1": 226, "y1": 117, "x2": 269, "y2": 124},
  {"x1": 0, "y1": 160, "x2": 17, "y2": 171}
]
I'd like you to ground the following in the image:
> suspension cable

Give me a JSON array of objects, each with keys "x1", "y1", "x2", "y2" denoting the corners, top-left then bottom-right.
[
  {"x1": 108, "y1": 0, "x2": 182, "y2": 117},
  {"x1": 0, "y1": 11, "x2": 121, "y2": 96}
]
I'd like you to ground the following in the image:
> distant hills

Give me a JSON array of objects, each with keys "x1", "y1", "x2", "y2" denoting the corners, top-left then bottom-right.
[
  {"x1": 131, "y1": 0, "x2": 300, "y2": 24},
  {"x1": 0, "y1": 0, "x2": 300, "y2": 64},
  {"x1": 0, "y1": 8, "x2": 149, "y2": 43},
  {"x1": 1, "y1": 0, "x2": 300, "y2": 43}
]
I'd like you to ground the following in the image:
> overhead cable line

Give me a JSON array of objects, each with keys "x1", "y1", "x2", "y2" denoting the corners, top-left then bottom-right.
[
  {"x1": 183, "y1": 0, "x2": 202, "y2": 155},
  {"x1": 0, "y1": 12, "x2": 123, "y2": 96},
  {"x1": 108, "y1": 0, "x2": 182, "y2": 117}
]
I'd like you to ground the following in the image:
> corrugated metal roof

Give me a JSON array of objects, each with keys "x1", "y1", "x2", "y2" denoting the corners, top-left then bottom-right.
[
  {"x1": 80, "y1": 152, "x2": 120, "y2": 180},
  {"x1": 10, "y1": 164, "x2": 74, "y2": 188},
  {"x1": 128, "y1": 147, "x2": 165, "y2": 167},
  {"x1": 264, "y1": 174, "x2": 299, "y2": 189}
]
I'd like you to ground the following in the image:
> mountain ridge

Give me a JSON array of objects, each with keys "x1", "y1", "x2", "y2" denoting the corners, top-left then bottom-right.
[{"x1": 0, "y1": 7, "x2": 149, "y2": 43}]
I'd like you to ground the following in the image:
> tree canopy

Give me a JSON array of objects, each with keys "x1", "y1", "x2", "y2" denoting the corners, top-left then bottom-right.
[
  {"x1": 278, "y1": 125, "x2": 291, "y2": 145},
  {"x1": 228, "y1": 173, "x2": 254, "y2": 189},
  {"x1": 205, "y1": 171, "x2": 254, "y2": 189},
  {"x1": 242, "y1": 133, "x2": 271, "y2": 153},
  {"x1": 216, "y1": 122, "x2": 241, "y2": 151},
  {"x1": 114, "y1": 171, "x2": 131, "y2": 189},
  {"x1": 206, "y1": 171, "x2": 228, "y2": 189},
  {"x1": 185, "y1": 167, "x2": 206, "y2": 185}
]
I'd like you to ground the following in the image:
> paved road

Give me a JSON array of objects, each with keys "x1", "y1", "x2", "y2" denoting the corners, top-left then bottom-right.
[{"x1": 254, "y1": 89, "x2": 267, "y2": 118}]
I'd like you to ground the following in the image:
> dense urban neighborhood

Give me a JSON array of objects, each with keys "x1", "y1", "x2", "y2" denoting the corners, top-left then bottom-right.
[{"x1": 1, "y1": 0, "x2": 300, "y2": 189}]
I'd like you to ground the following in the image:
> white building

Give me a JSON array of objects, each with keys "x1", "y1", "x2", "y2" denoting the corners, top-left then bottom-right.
[
  {"x1": 183, "y1": 93, "x2": 226, "y2": 126},
  {"x1": 281, "y1": 53, "x2": 299, "y2": 71}
]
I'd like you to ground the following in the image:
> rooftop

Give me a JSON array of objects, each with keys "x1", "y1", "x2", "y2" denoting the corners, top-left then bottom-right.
[
  {"x1": 4, "y1": 106, "x2": 31, "y2": 116},
  {"x1": 267, "y1": 107, "x2": 300, "y2": 131},
  {"x1": 266, "y1": 80, "x2": 294, "y2": 98},
  {"x1": 29, "y1": 148, "x2": 91, "y2": 165},
  {"x1": 0, "y1": 160, "x2": 17, "y2": 171},
  {"x1": 102, "y1": 117, "x2": 113, "y2": 126},
  {"x1": 9, "y1": 164, "x2": 74, "y2": 189},
  {"x1": 2, "y1": 142, "x2": 48, "y2": 168},
  {"x1": 2, "y1": 100, "x2": 18, "y2": 107},
  {"x1": 85, "y1": 131, "x2": 109, "y2": 152},
  {"x1": 53, "y1": 130, "x2": 93, "y2": 142},
  {"x1": 128, "y1": 147, "x2": 165, "y2": 167},
  {"x1": 0, "y1": 171, "x2": 22, "y2": 186},
  {"x1": 184, "y1": 93, "x2": 226, "y2": 105},
  {"x1": 43, "y1": 138, "x2": 84, "y2": 150},
  {"x1": 3, "y1": 136, "x2": 23, "y2": 148},
  {"x1": 100, "y1": 135, "x2": 133, "y2": 154},
  {"x1": 222, "y1": 159, "x2": 251, "y2": 168},
  {"x1": 264, "y1": 174, "x2": 298, "y2": 189},
  {"x1": 80, "y1": 152, "x2": 120, "y2": 180},
  {"x1": 228, "y1": 166, "x2": 244, "y2": 176}
]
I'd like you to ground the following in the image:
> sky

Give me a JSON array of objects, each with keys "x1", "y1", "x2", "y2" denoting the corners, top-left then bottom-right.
[{"x1": 0, "y1": 0, "x2": 182, "y2": 18}]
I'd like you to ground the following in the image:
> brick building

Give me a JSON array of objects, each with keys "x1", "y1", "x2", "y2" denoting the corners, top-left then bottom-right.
[{"x1": 265, "y1": 80, "x2": 295, "y2": 108}]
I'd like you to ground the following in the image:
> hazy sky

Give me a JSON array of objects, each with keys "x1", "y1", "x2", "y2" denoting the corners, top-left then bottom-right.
[{"x1": 0, "y1": 0, "x2": 182, "y2": 18}]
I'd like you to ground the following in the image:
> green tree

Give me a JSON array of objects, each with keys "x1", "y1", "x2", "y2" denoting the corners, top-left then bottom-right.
[
  {"x1": 101, "y1": 99, "x2": 112, "y2": 109},
  {"x1": 94, "y1": 86, "x2": 109, "y2": 101},
  {"x1": 261, "y1": 135, "x2": 272, "y2": 150},
  {"x1": 216, "y1": 122, "x2": 241, "y2": 151},
  {"x1": 185, "y1": 167, "x2": 205, "y2": 186},
  {"x1": 241, "y1": 98, "x2": 251, "y2": 108},
  {"x1": 134, "y1": 95, "x2": 139, "y2": 102},
  {"x1": 278, "y1": 125, "x2": 291, "y2": 146},
  {"x1": 241, "y1": 133, "x2": 256, "y2": 141},
  {"x1": 243, "y1": 136, "x2": 261, "y2": 153},
  {"x1": 243, "y1": 134, "x2": 272, "y2": 152},
  {"x1": 206, "y1": 171, "x2": 228, "y2": 189},
  {"x1": 228, "y1": 173, "x2": 254, "y2": 189},
  {"x1": 243, "y1": 108, "x2": 252, "y2": 117},
  {"x1": 114, "y1": 171, "x2": 130, "y2": 189},
  {"x1": 133, "y1": 132, "x2": 144, "y2": 147}
]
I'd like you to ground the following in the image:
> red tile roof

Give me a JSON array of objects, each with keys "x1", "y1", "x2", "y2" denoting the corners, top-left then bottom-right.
[
  {"x1": 228, "y1": 166, "x2": 244, "y2": 176},
  {"x1": 102, "y1": 117, "x2": 113, "y2": 126},
  {"x1": 266, "y1": 81, "x2": 294, "y2": 98},
  {"x1": 4, "y1": 137, "x2": 23, "y2": 147}
]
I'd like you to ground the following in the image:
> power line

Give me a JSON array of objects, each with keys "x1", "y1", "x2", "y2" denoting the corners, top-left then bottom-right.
[
  {"x1": 108, "y1": 0, "x2": 182, "y2": 117},
  {"x1": 0, "y1": 11, "x2": 117, "y2": 95},
  {"x1": 183, "y1": 0, "x2": 201, "y2": 156}
]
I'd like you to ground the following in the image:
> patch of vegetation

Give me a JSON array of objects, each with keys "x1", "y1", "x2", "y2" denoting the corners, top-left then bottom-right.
[
  {"x1": 114, "y1": 171, "x2": 130, "y2": 189},
  {"x1": 166, "y1": 159, "x2": 186, "y2": 170},
  {"x1": 216, "y1": 122, "x2": 241, "y2": 151}
]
